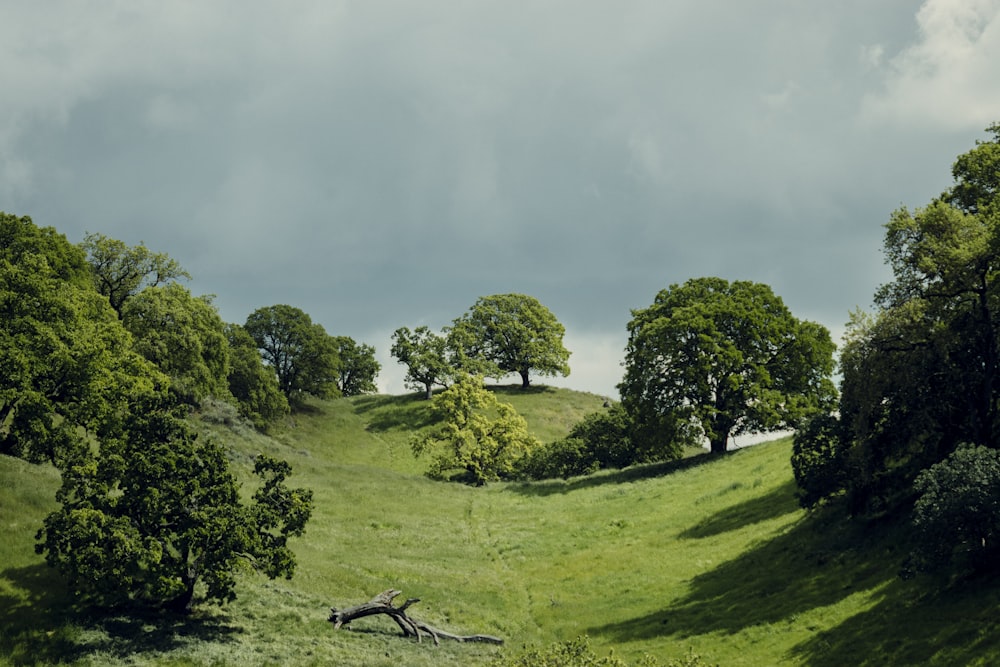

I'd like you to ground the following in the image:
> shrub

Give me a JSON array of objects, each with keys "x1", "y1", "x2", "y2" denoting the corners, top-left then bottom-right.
[{"x1": 905, "y1": 444, "x2": 1000, "y2": 577}]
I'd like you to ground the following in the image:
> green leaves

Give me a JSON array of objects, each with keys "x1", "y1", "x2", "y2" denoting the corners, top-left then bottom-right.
[
  {"x1": 621, "y1": 277, "x2": 835, "y2": 456},
  {"x1": 412, "y1": 374, "x2": 540, "y2": 485}
]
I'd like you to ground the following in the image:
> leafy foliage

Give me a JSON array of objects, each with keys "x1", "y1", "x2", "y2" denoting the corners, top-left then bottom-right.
[
  {"x1": 791, "y1": 412, "x2": 846, "y2": 508},
  {"x1": 225, "y1": 323, "x2": 290, "y2": 429},
  {"x1": 1, "y1": 214, "x2": 168, "y2": 464},
  {"x1": 620, "y1": 277, "x2": 836, "y2": 456},
  {"x1": 905, "y1": 444, "x2": 1000, "y2": 577},
  {"x1": 333, "y1": 335, "x2": 380, "y2": 396},
  {"x1": 81, "y1": 232, "x2": 190, "y2": 315},
  {"x1": 122, "y1": 283, "x2": 231, "y2": 404},
  {"x1": 450, "y1": 293, "x2": 571, "y2": 388},
  {"x1": 391, "y1": 325, "x2": 455, "y2": 399},
  {"x1": 820, "y1": 124, "x2": 1000, "y2": 517},
  {"x1": 520, "y1": 404, "x2": 637, "y2": 480},
  {"x1": 412, "y1": 374, "x2": 541, "y2": 485},
  {"x1": 35, "y1": 404, "x2": 312, "y2": 612},
  {"x1": 244, "y1": 304, "x2": 340, "y2": 401}
]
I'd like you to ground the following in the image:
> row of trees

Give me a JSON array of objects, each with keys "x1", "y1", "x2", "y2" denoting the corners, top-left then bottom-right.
[
  {"x1": 792, "y1": 123, "x2": 1000, "y2": 577},
  {"x1": 409, "y1": 280, "x2": 838, "y2": 485},
  {"x1": 1, "y1": 215, "x2": 321, "y2": 611}
]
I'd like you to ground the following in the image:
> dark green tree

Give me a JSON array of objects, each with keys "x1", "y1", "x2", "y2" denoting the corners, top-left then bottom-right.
[
  {"x1": 390, "y1": 326, "x2": 454, "y2": 399},
  {"x1": 36, "y1": 404, "x2": 313, "y2": 612},
  {"x1": 244, "y1": 305, "x2": 340, "y2": 401},
  {"x1": 620, "y1": 277, "x2": 836, "y2": 456},
  {"x1": 814, "y1": 124, "x2": 1000, "y2": 516},
  {"x1": 412, "y1": 374, "x2": 540, "y2": 485},
  {"x1": 449, "y1": 294, "x2": 571, "y2": 388},
  {"x1": 121, "y1": 283, "x2": 231, "y2": 404},
  {"x1": 333, "y1": 336, "x2": 380, "y2": 396},
  {"x1": 225, "y1": 324, "x2": 290, "y2": 429},
  {"x1": 81, "y1": 232, "x2": 191, "y2": 316}
]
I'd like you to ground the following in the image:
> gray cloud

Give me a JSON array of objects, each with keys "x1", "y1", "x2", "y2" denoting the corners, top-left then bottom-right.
[{"x1": 3, "y1": 0, "x2": 998, "y2": 397}]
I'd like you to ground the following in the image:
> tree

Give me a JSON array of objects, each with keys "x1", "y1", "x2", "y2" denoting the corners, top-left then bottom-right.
[
  {"x1": 333, "y1": 336, "x2": 380, "y2": 396},
  {"x1": 905, "y1": 444, "x2": 1000, "y2": 577},
  {"x1": 804, "y1": 123, "x2": 1000, "y2": 516},
  {"x1": 36, "y1": 403, "x2": 313, "y2": 612},
  {"x1": 390, "y1": 326, "x2": 454, "y2": 399},
  {"x1": 620, "y1": 277, "x2": 836, "y2": 456},
  {"x1": 449, "y1": 294, "x2": 571, "y2": 389},
  {"x1": 244, "y1": 305, "x2": 340, "y2": 401},
  {"x1": 1, "y1": 213, "x2": 169, "y2": 464},
  {"x1": 412, "y1": 374, "x2": 540, "y2": 485},
  {"x1": 225, "y1": 324, "x2": 290, "y2": 429},
  {"x1": 121, "y1": 283, "x2": 231, "y2": 404},
  {"x1": 81, "y1": 232, "x2": 191, "y2": 316}
]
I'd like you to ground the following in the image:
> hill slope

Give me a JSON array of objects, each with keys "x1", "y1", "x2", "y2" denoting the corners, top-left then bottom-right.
[{"x1": 3, "y1": 386, "x2": 1000, "y2": 666}]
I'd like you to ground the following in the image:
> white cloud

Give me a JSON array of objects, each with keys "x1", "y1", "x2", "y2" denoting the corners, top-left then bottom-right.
[{"x1": 861, "y1": 0, "x2": 1000, "y2": 129}]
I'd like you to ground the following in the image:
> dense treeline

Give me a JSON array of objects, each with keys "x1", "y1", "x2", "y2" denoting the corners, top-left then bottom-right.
[{"x1": 793, "y1": 123, "x2": 1000, "y2": 578}]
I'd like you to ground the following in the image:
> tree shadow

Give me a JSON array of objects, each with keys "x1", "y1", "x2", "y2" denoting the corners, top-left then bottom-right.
[
  {"x1": 790, "y1": 571, "x2": 1000, "y2": 665},
  {"x1": 509, "y1": 452, "x2": 719, "y2": 497},
  {"x1": 0, "y1": 562, "x2": 241, "y2": 665},
  {"x1": 589, "y1": 508, "x2": 899, "y2": 643},
  {"x1": 678, "y1": 480, "x2": 800, "y2": 539},
  {"x1": 353, "y1": 393, "x2": 439, "y2": 433}
]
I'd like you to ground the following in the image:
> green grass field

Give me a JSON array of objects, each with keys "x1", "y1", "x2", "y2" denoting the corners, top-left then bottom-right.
[{"x1": 3, "y1": 385, "x2": 1000, "y2": 665}]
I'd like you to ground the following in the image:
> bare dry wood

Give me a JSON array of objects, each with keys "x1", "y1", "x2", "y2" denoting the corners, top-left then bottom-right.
[{"x1": 328, "y1": 589, "x2": 503, "y2": 646}]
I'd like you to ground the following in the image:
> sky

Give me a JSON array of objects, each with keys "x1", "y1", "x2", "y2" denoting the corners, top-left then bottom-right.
[{"x1": 3, "y1": 0, "x2": 1000, "y2": 399}]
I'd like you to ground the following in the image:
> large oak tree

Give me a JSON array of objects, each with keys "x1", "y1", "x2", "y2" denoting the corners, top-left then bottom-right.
[{"x1": 620, "y1": 277, "x2": 836, "y2": 456}]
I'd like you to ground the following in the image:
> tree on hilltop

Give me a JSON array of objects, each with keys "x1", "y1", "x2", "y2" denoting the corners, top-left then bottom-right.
[
  {"x1": 449, "y1": 293, "x2": 571, "y2": 389},
  {"x1": 81, "y1": 232, "x2": 190, "y2": 316},
  {"x1": 390, "y1": 325, "x2": 454, "y2": 399},
  {"x1": 333, "y1": 335, "x2": 380, "y2": 396}
]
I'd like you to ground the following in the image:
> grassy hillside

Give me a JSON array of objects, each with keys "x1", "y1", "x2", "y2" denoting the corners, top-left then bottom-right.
[{"x1": 3, "y1": 385, "x2": 1000, "y2": 665}]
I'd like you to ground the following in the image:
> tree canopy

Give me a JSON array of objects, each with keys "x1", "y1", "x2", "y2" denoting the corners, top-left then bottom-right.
[
  {"x1": 620, "y1": 277, "x2": 836, "y2": 456},
  {"x1": 390, "y1": 326, "x2": 455, "y2": 399},
  {"x1": 449, "y1": 293, "x2": 571, "y2": 389},
  {"x1": 333, "y1": 335, "x2": 380, "y2": 396},
  {"x1": 795, "y1": 123, "x2": 1000, "y2": 516},
  {"x1": 244, "y1": 305, "x2": 340, "y2": 401},
  {"x1": 412, "y1": 374, "x2": 540, "y2": 485},
  {"x1": 36, "y1": 403, "x2": 313, "y2": 612},
  {"x1": 81, "y1": 232, "x2": 191, "y2": 316},
  {"x1": 225, "y1": 324, "x2": 290, "y2": 429},
  {"x1": 122, "y1": 283, "x2": 231, "y2": 404}
]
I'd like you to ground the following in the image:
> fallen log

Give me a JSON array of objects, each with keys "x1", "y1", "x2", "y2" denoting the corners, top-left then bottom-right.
[{"x1": 328, "y1": 589, "x2": 503, "y2": 646}]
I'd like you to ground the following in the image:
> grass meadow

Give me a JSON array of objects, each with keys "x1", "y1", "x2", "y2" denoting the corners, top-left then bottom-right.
[{"x1": 4, "y1": 385, "x2": 1000, "y2": 665}]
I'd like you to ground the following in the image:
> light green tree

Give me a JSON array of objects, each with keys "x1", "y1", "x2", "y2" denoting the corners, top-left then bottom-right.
[
  {"x1": 390, "y1": 325, "x2": 454, "y2": 399},
  {"x1": 122, "y1": 283, "x2": 231, "y2": 404},
  {"x1": 81, "y1": 232, "x2": 191, "y2": 315},
  {"x1": 449, "y1": 293, "x2": 571, "y2": 389},
  {"x1": 620, "y1": 277, "x2": 836, "y2": 456},
  {"x1": 1, "y1": 213, "x2": 168, "y2": 464},
  {"x1": 412, "y1": 374, "x2": 540, "y2": 485}
]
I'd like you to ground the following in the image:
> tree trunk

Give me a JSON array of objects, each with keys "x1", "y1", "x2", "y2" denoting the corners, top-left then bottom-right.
[
  {"x1": 424, "y1": 382, "x2": 434, "y2": 400},
  {"x1": 329, "y1": 589, "x2": 503, "y2": 645},
  {"x1": 519, "y1": 370, "x2": 530, "y2": 389},
  {"x1": 709, "y1": 436, "x2": 728, "y2": 454}
]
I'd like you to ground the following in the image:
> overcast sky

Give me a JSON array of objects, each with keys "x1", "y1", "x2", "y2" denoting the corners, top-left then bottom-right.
[{"x1": 3, "y1": 0, "x2": 1000, "y2": 398}]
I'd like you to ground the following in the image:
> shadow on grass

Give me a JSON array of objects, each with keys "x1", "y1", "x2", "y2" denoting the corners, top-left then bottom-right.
[
  {"x1": 678, "y1": 479, "x2": 800, "y2": 539},
  {"x1": 789, "y1": 571, "x2": 1000, "y2": 666},
  {"x1": 0, "y1": 563, "x2": 241, "y2": 665},
  {"x1": 590, "y1": 507, "x2": 899, "y2": 643},
  {"x1": 509, "y1": 452, "x2": 719, "y2": 497},
  {"x1": 352, "y1": 393, "x2": 439, "y2": 433}
]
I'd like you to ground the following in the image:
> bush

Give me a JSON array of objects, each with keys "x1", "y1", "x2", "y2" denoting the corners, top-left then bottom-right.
[
  {"x1": 791, "y1": 413, "x2": 846, "y2": 508},
  {"x1": 518, "y1": 404, "x2": 638, "y2": 480},
  {"x1": 905, "y1": 444, "x2": 1000, "y2": 577}
]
